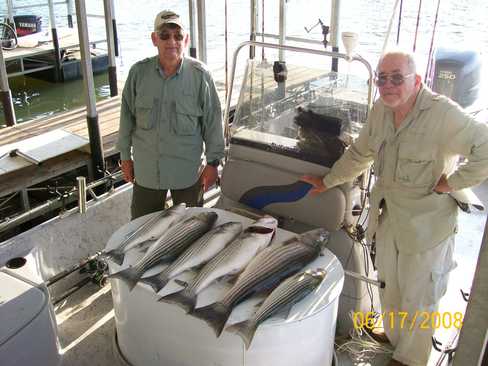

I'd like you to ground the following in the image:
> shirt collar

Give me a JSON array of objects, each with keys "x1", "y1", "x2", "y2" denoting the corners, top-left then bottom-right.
[{"x1": 154, "y1": 55, "x2": 185, "y2": 77}]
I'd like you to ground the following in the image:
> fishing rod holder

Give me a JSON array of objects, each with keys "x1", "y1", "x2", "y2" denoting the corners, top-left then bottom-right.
[{"x1": 304, "y1": 18, "x2": 329, "y2": 49}]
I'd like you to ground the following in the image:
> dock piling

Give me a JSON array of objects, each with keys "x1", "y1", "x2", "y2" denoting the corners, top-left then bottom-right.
[
  {"x1": 0, "y1": 46, "x2": 16, "y2": 126},
  {"x1": 48, "y1": 0, "x2": 63, "y2": 82},
  {"x1": 103, "y1": 0, "x2": 118, "y2": 97},
  {"x1": 188, "y1": 0, "x2": 197, "y2": 58},
  {"x1": 75, "y1": 0, "x2": 105, "y2": 180}
]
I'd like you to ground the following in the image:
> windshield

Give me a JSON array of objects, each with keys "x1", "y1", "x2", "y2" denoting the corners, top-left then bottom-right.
[{"x1": 231, "y1": 59, "x2": 370, "y2": 167}]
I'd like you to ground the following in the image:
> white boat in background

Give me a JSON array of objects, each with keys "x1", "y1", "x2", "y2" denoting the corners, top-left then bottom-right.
[{"x1": 0, "y1": 1, "x2": 487, "y2": 365}]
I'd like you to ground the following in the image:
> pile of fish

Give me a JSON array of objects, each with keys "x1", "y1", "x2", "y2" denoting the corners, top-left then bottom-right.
[{"x1": 105, "y1": 205, "x2": 330, "y2": 349}]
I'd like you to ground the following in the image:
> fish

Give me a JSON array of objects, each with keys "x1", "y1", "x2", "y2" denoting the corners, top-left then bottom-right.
[
  {"x1": 226, "y1": 268, "x2": 327, "y2": 349},
  {"x1": 158, "y1": 216, "x2": 278, "y2": 313},
  {"x1": 140, "y1": 221, "x2": 243, "y2": 293},
  {"x1": 108, "y1": 211, "x2": 218, "y2": 290},
  {"x1": 191, "y1": 228, "x2": 329, "y2": 336},
  {"x1": 103, "y1": 203, "x2": 187, "y2": 265}
]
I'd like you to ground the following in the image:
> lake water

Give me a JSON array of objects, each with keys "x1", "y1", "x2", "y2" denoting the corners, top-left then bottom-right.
[{"x1": 1, "y1": 0, "x2": 487, "y2": 125}]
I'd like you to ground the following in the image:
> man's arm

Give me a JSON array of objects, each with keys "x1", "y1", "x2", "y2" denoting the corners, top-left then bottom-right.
[
  {"x1": 117, "y1": 68, "x2": 137, "y2": 182},
  {"x1": 442, "y1": 103, "x2": 488, "y2": 190},
  {"x1": 200, "y1": 72, "x2": 225, "y2": 191}
]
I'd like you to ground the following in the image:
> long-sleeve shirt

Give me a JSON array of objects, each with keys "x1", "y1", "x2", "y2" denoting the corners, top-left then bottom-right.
[
  {"x1": 323, "y1": 85, "x2": 488, "y2": 254},
  {"x1": 117, "y1": 55, "x2": 225, "y2": 190}
]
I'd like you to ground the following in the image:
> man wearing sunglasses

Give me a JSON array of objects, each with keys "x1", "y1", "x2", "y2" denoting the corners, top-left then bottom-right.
[
  {"x1": 117, "y1": 10, "x2": 224, "y2": 218},
  {"x1": 302, "y1": 51, "x2": 488, "y2": 366}
]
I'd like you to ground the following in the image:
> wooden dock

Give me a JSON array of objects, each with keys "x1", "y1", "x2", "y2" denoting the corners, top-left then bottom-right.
[{"x1": 4, "y1": 28, "x2": 106, "y2": 78}]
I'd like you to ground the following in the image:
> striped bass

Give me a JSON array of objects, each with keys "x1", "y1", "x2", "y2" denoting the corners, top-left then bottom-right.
[
  {"x1": 226, "y1": 268, "x2": 327, "y2": 349},
  {"x1": 103, "y1": 203, "x2": 187, "y2": 265},
  {"x1": 158, "y1": 216, "x2": 278, "y2": 313},
  {"x1": 140, "y1": 221, "x2": 243, "y2": 293},
  {"x1": 191, "y1": 228, "x2": 329, "y2": 336},
  {"x1": 108, "y1": 211, "x2": 217, "y2": 290}
]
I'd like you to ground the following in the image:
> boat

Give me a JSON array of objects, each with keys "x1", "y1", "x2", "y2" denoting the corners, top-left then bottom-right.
[{"x1": 0, "y1": 1, "x2": 487, "y2": 365}]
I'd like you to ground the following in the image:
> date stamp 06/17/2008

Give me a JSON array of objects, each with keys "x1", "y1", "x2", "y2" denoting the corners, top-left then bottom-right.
[{"x1": 353, "y1": 311, "x2": 464, "y2": 331}]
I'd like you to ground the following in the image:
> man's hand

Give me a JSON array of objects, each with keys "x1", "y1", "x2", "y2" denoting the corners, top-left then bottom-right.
[
  {"x1": 300, "y1": 175, "x2": 328, "y2": 195},
  {"x1": 120, "y1": 159, "x2": 134, "y2": 183},
  {"x1": 201, "y1": 164, "x2": 218, "y2": 192},
  {"x1": 433, "y1": 174, "x2": 452, "y2": 194}
]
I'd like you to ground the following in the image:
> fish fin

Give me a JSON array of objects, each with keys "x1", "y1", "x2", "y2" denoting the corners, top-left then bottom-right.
[
  {"x1": 173, "y1": 279, "x2": 188, "y2": 288},
  {"x1": 139, "y1": 274, "x2": 170, "y2": 293},
  {"x1": 129, "y1": 240, "x2": 153, "y2": 254},
  {"x1": 107, "y1": 267, "x2": 140, "y2": 291},
  {"x1": 103, "y1": 249, "x2": 125, "y2": 265},
  {"x1": 158, "y1": 289, "x2": 196, "y2": 313},
  {"x1": 226, "y1": 320, "x2": 258, "y2": 350},
  {"x1": 191, "y1": 302, "x2": 231, "y2": 337}
]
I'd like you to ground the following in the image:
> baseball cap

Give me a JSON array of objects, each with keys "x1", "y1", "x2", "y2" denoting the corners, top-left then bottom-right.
[{"x1": 154, "y1": 10, "x2": 185, "y2": 32}]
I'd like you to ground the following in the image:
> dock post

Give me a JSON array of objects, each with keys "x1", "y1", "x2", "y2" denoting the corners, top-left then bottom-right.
[
  {"x1": 6, "y1": 0, "x2": 15, "y2": 28},
  {"x1": 196, "y1": 0, "x2": 207, "y2": 63},
  {"x1": 48, "y1": 0, "x2": 63, "y2": 82},
  {"x1": 75, "y1": 0, "x2": 105, "y2": 180},
  {"x1": 67, "y1": 0, "x2": 74, "y2": 28},
  {"x1": 0, "y1": 46, "x2": 16, "y2": 126},
  {"x1": 188, "y1": 0, "x2": 197, "y2": 58},
  {"x1": 110, "y1": 0, "x2": 119, "y2": 57},
  {"x1": 330, "y1": 0, "x2": 341, "y2": 72},
  {"x1": 103, "y1": 0, "x2": 117, "y2": 97}
]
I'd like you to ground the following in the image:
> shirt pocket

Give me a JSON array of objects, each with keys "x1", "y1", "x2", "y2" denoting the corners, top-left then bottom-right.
[
  {"x1": 396, "y1": 142, "x2": 435, "y2": 187},
  {"x1": 172, "y1": 99, "x2": 203, "y2": 136},
  {"x1": 135, "y1": 96, "x2": 158, "y2": 130}
]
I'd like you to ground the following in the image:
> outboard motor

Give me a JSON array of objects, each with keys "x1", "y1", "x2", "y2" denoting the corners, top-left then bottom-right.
[
  {"x1": 13, "y1": 15, "x2": 42, "y2": 37},
  {"x1": 432, "y1": 48, "x2": 481, "y2": 108}
]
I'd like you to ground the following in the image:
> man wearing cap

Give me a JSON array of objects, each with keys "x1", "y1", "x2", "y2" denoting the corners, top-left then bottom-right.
[
  {"x1": 302, "y1": 50, "x2": 488, "y2": 365},
  {"x1": 117, "y1": 10, "x2": 224, "y2": 218}
]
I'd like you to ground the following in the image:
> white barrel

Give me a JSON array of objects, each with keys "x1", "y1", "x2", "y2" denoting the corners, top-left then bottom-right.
[{"x1": 107, "y1": 208, "x2": 344, "y2": 366}]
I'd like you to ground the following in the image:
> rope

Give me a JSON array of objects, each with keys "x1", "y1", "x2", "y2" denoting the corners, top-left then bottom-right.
[
  {"x1": 424, "y1": 0, "x2": 442, "y2": 84},
  {"x1": 381, "y1": 0, "x2": 401, "y2": 53},
  {"x1": 412, "y1": 0, "x2": 423, "y2": 52}
]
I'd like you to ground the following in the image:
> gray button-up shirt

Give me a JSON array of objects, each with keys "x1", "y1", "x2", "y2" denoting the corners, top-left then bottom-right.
[
  {"x1": 117, "y1": 56, "x2": 225, "y2": 190},
  {"x1": 323, "y1": 86, "x2": 488, "y2": 253}
]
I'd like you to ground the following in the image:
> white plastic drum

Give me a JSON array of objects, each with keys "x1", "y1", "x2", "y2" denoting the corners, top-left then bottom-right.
[{"x1": 107, "y1": 208, "x2": 344, "y2": 366}]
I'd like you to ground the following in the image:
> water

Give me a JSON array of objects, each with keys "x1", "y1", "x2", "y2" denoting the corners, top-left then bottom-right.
[{"x1": 1, "y1": 0, "x2": 487, "y2": 126}]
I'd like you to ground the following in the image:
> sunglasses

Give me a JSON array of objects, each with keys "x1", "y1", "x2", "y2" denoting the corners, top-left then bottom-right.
[
  {"x1": 158, "y1": 32, "x2": 185, "y2": 41},
  {"x1": 374, "y1": 72, "x2": 414, "y2": 87}
]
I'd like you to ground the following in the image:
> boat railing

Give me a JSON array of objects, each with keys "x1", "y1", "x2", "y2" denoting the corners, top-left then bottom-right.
[{"x1": 223, "y1": 40, "x2": 374, "y2": 143}]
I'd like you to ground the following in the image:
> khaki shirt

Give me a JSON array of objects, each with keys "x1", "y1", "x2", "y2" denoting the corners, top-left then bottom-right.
[
  {"x1": 323, "y1": 86, "x2": 488, "y2": 253},
  {"x1": 117, "y1": 56, "x2": 224, "y2": 190}
]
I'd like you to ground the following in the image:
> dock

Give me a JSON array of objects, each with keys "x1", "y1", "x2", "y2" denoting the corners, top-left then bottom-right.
[{"x1": 4, "y1": 28, "x2": 106, "y2": 79}]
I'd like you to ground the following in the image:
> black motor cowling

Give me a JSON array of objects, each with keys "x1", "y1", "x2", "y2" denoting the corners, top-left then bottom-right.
[{"x1": 432, "y1": 48, "x2": 481, "y2": 108}]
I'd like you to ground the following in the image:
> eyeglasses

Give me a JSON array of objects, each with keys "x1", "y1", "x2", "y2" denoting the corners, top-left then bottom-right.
[
  {"x1": 158, "y1": 32, "x2": 185, "y2": 41},
  {"x1": 374, "y1": 72, "x2": 414, "y2": 87}
]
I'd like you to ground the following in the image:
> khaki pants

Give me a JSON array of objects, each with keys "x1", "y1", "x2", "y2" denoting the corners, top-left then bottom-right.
[
  {"x1": 375, "y1": 209, "x2": 456, "y2": 366},
  {"x1": 131, "y1": 180, "x2": 204, "y2": 219}
]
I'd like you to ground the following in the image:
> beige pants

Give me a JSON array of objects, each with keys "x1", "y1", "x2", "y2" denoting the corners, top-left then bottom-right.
[{"x1": 375, "y1": 210, "x2": 456, "y2": 366}]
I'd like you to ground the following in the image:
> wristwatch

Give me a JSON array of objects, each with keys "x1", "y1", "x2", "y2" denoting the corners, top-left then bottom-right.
[{"x1": 207, "y1": 159, "x2": 220, "y2": 167}]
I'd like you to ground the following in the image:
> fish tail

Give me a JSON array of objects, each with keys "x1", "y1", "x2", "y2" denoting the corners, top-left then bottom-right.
[
  {"x1": 103, "y1": 249, "x2": 125, "y2": 265},
  {"x1": 158, "y1": 289, "x2": 197, "y2": 313},
  {"x1": 225, "y1": 320, "x2": 258, "y2": 349},
  {"x1": 107, "y1": 267, "x2": 140, "y2": 290},
  {"x1": 191, "y1": 303, "x2": 231, "y2": 337},
  {"x1": 140, "y1": 274, "x2": 170, "y2": 293}
]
